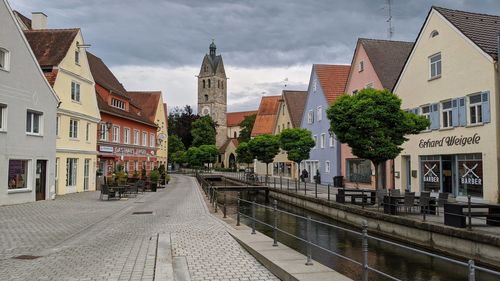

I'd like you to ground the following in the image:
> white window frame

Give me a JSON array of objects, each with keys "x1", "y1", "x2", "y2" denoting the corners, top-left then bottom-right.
[
  {"x1": 142, "y1": 131, "x2": 147, "y2": 146},
  {"x1": 86, "y1": 123, "x2": 90, "y2": 141},
  {"x1": 26, "y1": 110, "x2": 43, "y2": 135},
  {"x1": 55, "y1": 115, "x2": 60, "y2": 137},
  {"x1": 329, "y1": 135, "x2": 334, "y2": 147},
  {"x1": 69, "y1": 119, "x2": 78, "y2": 139},
  {"x1": 325, "y1": 161, "x2": 331, "y2": 173},
  {"x1": 313, "y1": 135, "x2": 317, "y2": 148},
  {"x1": 320, "y1": 133, "x2": 325, "y2": 148},
  {"x1": 112, "y1": 126, "x2": 120, "y2": 143},
  {"x1": 124, "y1": 160, "x2": 129, "y2": 173},
  {"x1": 111, "y1": 98, "x2": 125, "y2": 110},
  {"x1": 99, "y1": 123, "x2": 108, "y2": 141},
  {"x1": 7, "y1": 158, "x2": 32, "y2": 191},
  {"x1": 150, "y1": 133, "x2": 155, "y2": 148},
  {"x1": 421, "y1": 105, "x2": 431, "y2": 130},
  {"x1": 75, "y1": 49, "x2": 80, "y2": 65},
  {"x1": 429, "y1": 53, "x2": 441, "y2": 79},
  {"x1": 0, "y1": 48, "x2": 10, "y2": 72},
  {"x1": 359, "y1": 60, "x2": 364, "y2": 72},
  {"x1": 83, "y1": 158, "x2": 90, "y2": 191},
  {"x1": 442, "y1": 100, "x2": 453, "y2": 128},
  {"x1": 307, "y1": 110, "x2": 314, "y2": 124},
  {"x1": 134, "y1": 160, "x2": 139, "y2": 172},
  {"x1": 469, "y1": 93, "x2": 483, "y2": 125},
  {"x1": 124, "y1": 128, "x2": 130, "y2": 144},
  {"x1": 71, "y1": 81, "x2": 81, "y2": 102},
  {"x1": 66, "y1": 158, "x2": 78, "y2": 187},
  {"x1": 365, "y1": 82, "x2": 374, "y2": 89},
  {"x1": 317, "y1": 106, "x2": 322, "y2": 121},
  {"x1": 134, "y1": 129, "x2": 140, "y2": 145},
  {"x1": 0, "y1": 104, "x2": 7, "y2": 132}
]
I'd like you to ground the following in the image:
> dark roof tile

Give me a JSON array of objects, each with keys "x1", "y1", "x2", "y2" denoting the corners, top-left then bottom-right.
[
  {"x1": 282, "y1": 90, "x2": 308, "y2": 128},
  {"x1": 23, "y1": 29, "x2": 78, "y2": 66}
]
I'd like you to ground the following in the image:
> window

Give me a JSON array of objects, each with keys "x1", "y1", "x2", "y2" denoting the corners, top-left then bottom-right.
[
  {"x1": 282, "y1": 104, "x2": 285, "y2": 116},
  {"x1": 203, "y1": 80, "x2": 206, "y2": 88},
  {"x1": 26, "y1": 111, "x2": 42, "y2": 135},
  {"x1": 313, "y1": 135, "x2": 317, "y2": 148},
  {"x1": 75, "y1": 49, "x2": 80, "y2": 65},
  {"x1": 134, "y1": 129, "x2": 139, "y2": 145},
  {"x1": 71, "y1": 81, "x2": 81, "y2": 102},
  {"x1": 458, "y1": 154, "x2": 483, "y2": 198},
  {"x1": 86, "y1": 123, "x2": 90, "y2": 141},
  {"x1": 55, "y1": 115, "x2": 60, "y2": 136},
  {"x1": 134, "y1": 160, "x2": 139, "y2": 172},
  {"x1": 8, "y1": 160, "x2": 29, "y2": 189},
  {"x1": 66, "y1": 158, "x2": 78, "y2": 187},
  {"x1": 421, "y1": 155, "x2": 440, "y2": 192},
  {"x1": 221, "y1": 81, "x2": 224, "y2": 89},
  {"x1": 277, "y1": 125, "x2": 280, "y2": 133},
  {"x1": 150, "y1": 133, "x2": 155, "y2": 147},
  {"x1": 421, "y1": 105, "x2": 431, "y2": 130},
  {"x1": 329, "y1": 135, "x2": 334, "y2": 147},
  {"x1": 112, "y1": 126, "x2": 120, "y2": 143},
  {"x1": 469, "y1": 93, "x2": 484, "y2": 124},
  {"x1": 307, "y1": 110, "x2": 314, "y2": 124},
  {"x1": 69, "y1": 119, "x2": 78, "y2": 138},
  {"x1": 208, "y1": 79, "x2": 211, "y2": 88},
  {"x1": 83, "y1": 159, "x2": 90, "y2": 191},
  {"x1": 99, "y1": 123, "x2": 108, "y2": 141},
  {"x1": 0, "y1": 48, "x2": 10, "y2": 71},
  {"x1": 366, "y1": 82, "x2": 374, "y2": 89},
  {"x1": 442, "y1": 101, "x2": 453, "y2": 128},
  {"x1": 111, "y1": 98, "x2": 125, "y2": 110},
  {"x1": 204, "y1": 94, "x2": 208, "y2": 102},
  {"x1": 142, "y1": 132, "x2": 147, "y2": 146},
  {"x1": 124, "y1": 128, "x2": 130, "y2": 144},
  {"x1": 317, "y1": 106, "x2": 322, "y2": 121},
  {"x1": 346, "y1": 159, "x2": 371, "y2": 183},
  {"x1": 0, "y1": 104, "x2": 6, "y2": 131},
  {"x1": 320, "y1": 133, "x2": 325, "y2": 148},
  {"x1": 359, "y1": 60, "x2": 364, "y2": 72},
  {"x1": 124, "y1": 160, "x2": 129, "y2": 173},
  {"x1": 429, "y1": 53, "x2": 441, "y2": 79},
  {"x1": 325, "y1": 161, "x2": 331, "y2": 173},
  {"x1": 312, "y1": 79, "x2": 317, "y2": 92}
]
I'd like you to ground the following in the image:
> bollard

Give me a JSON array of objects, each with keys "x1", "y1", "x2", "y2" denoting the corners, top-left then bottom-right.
[
  {"x1": 274, "y1": 177, "x2": 276, "y2": 188},
  {"x1": 280, "y1": 176, "x2": 282, "y2": 190},
  {"x1": 296, "y1": 179, "x2": 298, "y2": 193},
  {"x1": 273, "y1": 200, "x2": 278, "y2": 247},
  {"x1": 422, "y1": 203, "x2": 426, "y2": 221},
  {"x1": 315, "y1": 182, "x2": 318, "y2": 198},
  {"x1": 468, "y1": 259, "x2": 475, "y2": 281},
  {"x1": 223, "y1": 192, "x2": 227, "y2": 218},
  {"x1": 251, "y1": 200, "x2": 256, "y2": 235},
  {"x1": 236, "y1": 193, "x2": 241, "y2": 226},
  {"x1": 305, "y1": 216, "x2": 313, "y2": 265},
  {"x1": 468, "y1": 195, "x2": 472, "y2": 230},
  {"x1": 287, "y1": 178, "x2": 290, "y2": 190},
  {"x1": 362, "y1": 190, "x2": 365, "y2": 209},
  {"x1": 214, "y1": 192, "x2": 218, "y2": 213},
  {"x1": 362, "y1": 220, "x2": 368, "y2": 281},
  {"x1": 328, "y1": 184, "x2": 330, "y2": 201}
]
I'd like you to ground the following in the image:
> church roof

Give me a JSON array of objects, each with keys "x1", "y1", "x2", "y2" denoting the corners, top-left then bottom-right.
[
  {"x1": 251, "y1": 95, "x2": 281, "y2": 137},
  {"x1": 219, "y1": 138, "x2": 239, "y2": 153},
  {"x1": 205, "y1": 54, "x2": 223, "y2": 73},
  {"x1": 227, "y1": 110, "x2": 257, "y2": 127},
  {"x1": 282, "y1": 90, "x2": 308, "y2": 128}
]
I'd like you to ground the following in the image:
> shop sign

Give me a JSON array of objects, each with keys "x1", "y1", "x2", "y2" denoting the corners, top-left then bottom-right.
[
  {"x1": 114, "y1": 147, "x2": 148, "y2": 156},
  {"x1": 99, "y1": 146, "x2": 114, "y2": 153},
  {"x1": 423, "y1": 163, "x2": 439, "y2": 183},
  {"x1": 419, "y1": 133, "x2": 480, "y2": 148},
  {"x1": 460, "y1": 163, "x2": 482, "y2": 185}
]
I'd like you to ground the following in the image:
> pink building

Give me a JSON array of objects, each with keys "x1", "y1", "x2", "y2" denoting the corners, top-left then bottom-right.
[{"x1": 342, "y1": 38, "x2": 413, "y2": 189}]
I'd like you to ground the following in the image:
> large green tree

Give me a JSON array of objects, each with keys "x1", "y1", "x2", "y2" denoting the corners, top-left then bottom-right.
[
  {"x1": 236, "y1": 142, "x2": 254, "y2": 169},
  {"x1": 248, "y1": 134, "x2": 280, "y2": 182},
  {"x1": 238, "y1": 114, "x2": 257, "y2": 143},
  {"x1": 186, "y1": 146, "x2": 203, "y2": 168},
  {"x1": 191, "y1": 115, "x2": 217, "y2": 147},
  {"x1": 168, "y1": 105, "x2": 199, "y2": 148},
  {"x1": 168, "y1": 134, "x2": 185, "y2": 165},
  {"x1": 327, "y1": 88, "x2": 429, "y2": 189},
  {"x1": 278, "y1": 128, "x2": 315, "y2": 176},
  {"x1": 198, "y1": 144, "x2": 219, "y2": 167}
]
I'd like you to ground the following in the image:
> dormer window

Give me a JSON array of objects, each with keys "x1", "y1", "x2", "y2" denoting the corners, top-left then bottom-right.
[
  {"x1": 359, "y1": 60, "x2": 364, "y2": 72},
  {"x1": 0, "y1": 48, "x2": 10, "y2": 71},
  {"x1": 111, "y1": 98, "x2": 125, "y2": 110},
  {"x1": 75, "y1": 49, "x2": 80, "y2": 65}
]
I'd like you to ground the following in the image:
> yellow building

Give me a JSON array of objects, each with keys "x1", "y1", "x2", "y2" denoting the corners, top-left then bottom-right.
[
  {"x1": 394, "y1": 7, "x2": 500, "y2": 203},
  {"x1": 18, "y1": 14, "x2": 101, "y2": 195},
  {"x1": 272, "y1": 90, "x2": 308, "y2": 179}
]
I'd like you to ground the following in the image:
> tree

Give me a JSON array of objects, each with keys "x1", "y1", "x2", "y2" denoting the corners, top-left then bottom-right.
[
  {"x1": 278, "y1": 128, "x2": 315, "y2": 177},
  {"x1": 238, "y1": 114, "x2": 257, "y2": 143},
  {"x1": 248, "y1": 134, "x2": 280, "y2": 181},
  {"x1": 327, "y1": 88, "x2": 430, "y2": 189},
  {"x1": 168, "y1": 105, "x2": 199, "y2": 148},
  {"x1": 186, "y1": 147, "x2": 203, "y2": 168},
  {"x1": 236, "y1": 142, "x2": 254, "y2": 169},
  {"x1": 168, "y1": 134, "x2": 185, "y2": 165},
  {"x1": 191, "y1": 115, "x2": 217, "y2": 147},
  {"x1": 198, "y1": 144, "x2": 219, "y2": 167}
]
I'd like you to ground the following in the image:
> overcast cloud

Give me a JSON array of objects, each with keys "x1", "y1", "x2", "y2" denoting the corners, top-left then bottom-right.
[{"x1": 11, "y1": 0, "x2": 500, "y2": 112}]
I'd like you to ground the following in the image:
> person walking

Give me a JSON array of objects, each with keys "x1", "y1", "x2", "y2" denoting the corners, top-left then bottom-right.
[{"x1": 301, "y1": 169, "x2": 309, "y2": 183}]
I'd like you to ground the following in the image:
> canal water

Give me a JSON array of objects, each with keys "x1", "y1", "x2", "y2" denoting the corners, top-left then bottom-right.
[{"x1": 226, "y1": 192, "x2": 498, "y2": 281}]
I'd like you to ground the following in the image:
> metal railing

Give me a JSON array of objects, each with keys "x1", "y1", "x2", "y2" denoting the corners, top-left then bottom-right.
[{"x1": 195, "y1": 174, "x2": 500, "y2": 281}]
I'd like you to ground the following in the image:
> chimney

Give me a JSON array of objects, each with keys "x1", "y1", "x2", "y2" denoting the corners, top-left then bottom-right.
[{"x1": 31, "y1": 12, "x2": 47, "y2": 29}]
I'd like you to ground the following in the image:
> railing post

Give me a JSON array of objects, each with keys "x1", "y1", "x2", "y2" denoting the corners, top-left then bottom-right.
[
  {"x1": 305, "y1": 215, "x2": 313, "y2": 265},
  {"x1": 304, "y1": 181, "x2": 307, "y2": 195},
  {"x1": 296, "y1": 179, "x2": 298, "y2": 193},
  {"x1": 280, "y1": 176, "x2": 282, "y2": 190},
  {"x1": 468, "y1": 259, "x2": 475, "y2": 281},
  {"x1": 223, "y1": 192, "x2": 227, "y2": 218},
  {"x1": 214, "y1": 191, "x2": 218, "y2": 213},
  {"x1": 251, "y1": 200, "x2": 256, "y2": 235},
  {"x1": 273, "y1": 199, "x2": 278, "y2": 247},
  {"x1": 468, "y1": 195, "x2": 472, "y2": 230},
  {"x1": 236, "y1": 193, "x2": 241, "y2": 226},
  {"x1": 362, "y1": 220, "x2": 368, "y2": 281},
  {"x1": 328, "y1": 184, "x2": 330, "y2": 201},
  {"x1": 315, "y1": 181, "x2": 318, "y2": 198},
  {"x1": 274, "y1": 177, "x2": 276, "y2": 188},
  {"x1": 362, "y1": 190, "x2": 365, "y2": 209},
  {"x1": 287, "y1": 178, "x2": 290, "y2": 190}
]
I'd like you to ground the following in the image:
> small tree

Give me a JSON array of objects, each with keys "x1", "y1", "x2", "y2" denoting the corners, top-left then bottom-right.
[
  {"x1": 141, "y1": 165, "x2": 147, "y2": 179},
  {"x1": 278, "y1": 128, "x2": 315, "y2": 178},
  {"x1": 199, "y1": 144, "x2": 219, "y2": 168},
  {"x1": 168, "y1": 134, "x2": 185, "y2": 166},
  {"x1": 186, "y1": 147, "x2": 203, "y2": 168},
  {"x1": 236, "y1": 142, "x2": 254, "y2": 170},
  {"x1": 191, "y1": 115, "x2": 217, "y2": 147},
  {"x1": 248, "y1": 134, "x2": 280, "y2": 183},
  {"x1": 238, "y1": 114, "x2": 257, "y2": 143},
  {"x1": 327, "y1": 88, "x2": 429, "y2": 189}
]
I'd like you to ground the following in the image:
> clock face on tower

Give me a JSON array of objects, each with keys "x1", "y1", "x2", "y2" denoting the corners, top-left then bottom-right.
[{"x1": 202, "y1": 106, "x2": 210, "y2": 116}]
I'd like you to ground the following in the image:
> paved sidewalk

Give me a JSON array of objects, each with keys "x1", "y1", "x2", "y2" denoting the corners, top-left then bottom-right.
[{"x1": 0, "y1": 175, "x2": 279, "y2": 281}]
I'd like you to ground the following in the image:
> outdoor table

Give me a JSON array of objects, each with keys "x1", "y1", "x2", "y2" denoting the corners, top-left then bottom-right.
[
  {"x1": 444, "y1": 202, "x2": 500, "y2": 228},
  {"x1": 115, "y1": 185, "x2": 130, "y2": 198},
  {"x1": 336, "y1": 188, "x2": 376, "y2": 205},
  {"x1": 383, "y1": 195, "x2": 437, "y2": 215}
]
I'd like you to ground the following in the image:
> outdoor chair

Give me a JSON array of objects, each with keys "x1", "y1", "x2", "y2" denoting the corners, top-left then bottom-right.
[
  {"x1": 376, "y1": 189, "x2": 387, "y2": 211},
  {"x1": 100, "y1": 185, "x2": 116, "y2": 201},
  {"x1": 419, "y1": 192, "x2": 431, "y2": 213},
  {"x1": 399, "y1": 192, "x2": 416, "y2": 214},
  {"x1": 136, "y1": 180, "x2": 145, "y2": 193},
  {"x1": 435, "y1": 192, "x2": 449, "y2": 215},
  {"x1": 390, "y1": 189, "x2": 401, "y2": 197}
]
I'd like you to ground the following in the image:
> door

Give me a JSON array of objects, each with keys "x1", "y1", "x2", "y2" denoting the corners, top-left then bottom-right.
[
  {"x1": 35, "y1": 160, "x2": 47, "y2": 201},
  {"x1": 442, "y1": 155, "x2": 453, "y2": 194},
  {"x1": 84, "y1": 159, "x2": 90, "y2": 191},
  {"x1": 404, "y1": 156, "x2": 411, "y2": 191}
]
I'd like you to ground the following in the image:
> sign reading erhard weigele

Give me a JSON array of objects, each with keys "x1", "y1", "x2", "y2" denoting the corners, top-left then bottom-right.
[{"x1": 419, "y1": 133, "x2": 480, "y2": 148}]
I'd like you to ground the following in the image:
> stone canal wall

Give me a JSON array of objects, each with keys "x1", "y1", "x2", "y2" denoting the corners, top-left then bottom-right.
[{"x1": 268, "y1": 189, "x2": 500, "y2": 269}]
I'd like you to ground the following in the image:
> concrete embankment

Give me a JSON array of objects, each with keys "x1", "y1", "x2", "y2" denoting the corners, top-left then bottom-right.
[{"x1": 268, "y1": 189, "x2": 500, "y2": 269}]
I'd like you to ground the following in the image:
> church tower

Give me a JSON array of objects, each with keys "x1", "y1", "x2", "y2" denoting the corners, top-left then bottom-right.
[{"x1": 198, "y1": 40, "x2": 228, "y2": 148}]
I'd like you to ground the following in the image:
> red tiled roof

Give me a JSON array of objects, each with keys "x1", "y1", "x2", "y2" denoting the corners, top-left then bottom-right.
[
  {"x1": 13, "y1": 11, "x2": 32, "y2": 30},
  {"x1": 96, "y1": 95, "x2": 156, "y2": 127},
  {"x1": 23, "y1": 28, "x2": 79, "y2": 66},
  {"x1": 219, "y1": 138, "x2": 239, "y2": 153},
  {"x1": 314, "y1": 64, "x2": 350, "y2": 103},
  {"x1": 87, "y1": 52, "x2": 129, "y2": 98},
  {"x1": 43, "y1": 69, "x2": 58, "y2": 86},
  {"x1": 128, "y1": 91, "x2": 162, "y2": 123},
  {"x1": 227, "y1": 110, "x2": 257, "y2": 127},
  {"x1": 251, "y1": 96, "x2": 280, "y2": 137}
]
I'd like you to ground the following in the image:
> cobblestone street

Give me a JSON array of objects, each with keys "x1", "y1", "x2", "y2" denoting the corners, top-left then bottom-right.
[{"x1": 0, "y1": 175, "x2": 279, "y2": 281}]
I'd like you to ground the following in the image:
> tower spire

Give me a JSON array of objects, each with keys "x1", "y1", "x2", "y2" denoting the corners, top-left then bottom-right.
[{"x1": 209, "y1": 39, "x2": 216, "y2": 57}]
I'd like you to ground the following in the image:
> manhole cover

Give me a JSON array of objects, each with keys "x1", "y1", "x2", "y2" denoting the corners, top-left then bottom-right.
[
  {"x1": 13, "y1": 255, "x2": 41, "y2": 260},
  {"x1": 132, "y1": 211, "x2": 153, "y2": 215}
]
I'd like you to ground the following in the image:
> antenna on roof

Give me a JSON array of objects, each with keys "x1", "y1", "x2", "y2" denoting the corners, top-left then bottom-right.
[
  {"x1": 283, "y1": 77, "x2": 288, "y2": 88},
  {"x1": 386, "y1": 0, "x2": 394, "y2": 39}
]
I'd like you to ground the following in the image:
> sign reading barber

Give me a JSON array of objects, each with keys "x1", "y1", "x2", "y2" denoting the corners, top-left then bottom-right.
[
  {"x1": 460, "y1": 163, "x2": 482, "y2": 185},
  {"x1": 419, "y1": 133, "x2": 480, "y2": 148}
]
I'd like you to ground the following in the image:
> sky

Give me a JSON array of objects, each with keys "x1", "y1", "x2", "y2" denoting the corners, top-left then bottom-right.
[{"x1": 11, "y1": 0, "x2": 500, "y2": 112}]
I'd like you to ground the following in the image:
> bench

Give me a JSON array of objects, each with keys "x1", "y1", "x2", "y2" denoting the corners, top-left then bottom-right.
[
  {"x1": 444, "y1": 203, "x2": 500, "y2": 228},
  {"x1": 336, "y1": 188, "x2": 376, "y2": 205}
]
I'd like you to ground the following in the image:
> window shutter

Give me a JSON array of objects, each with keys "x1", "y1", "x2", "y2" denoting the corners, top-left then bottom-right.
[
  {"x1": 430, "y1": 103, "x2": 440, "y2": 130},
  {"x1": 458, "y1": 97, "x2": 467, "y2": 126},
  {"x1": 452, "y1": 99, "x2": 459, "y2": 127},
  {"x1": 482, "y1": 91, "x2": 491, "y2": 123}
]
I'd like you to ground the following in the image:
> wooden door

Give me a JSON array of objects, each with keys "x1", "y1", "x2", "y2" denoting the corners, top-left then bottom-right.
[{"x1": 35, "y1": 160, "x2": 47, "y2": 201}]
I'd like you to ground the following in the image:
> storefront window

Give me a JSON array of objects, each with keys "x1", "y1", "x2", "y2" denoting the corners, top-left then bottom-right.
[
  {"x1": 457, "y1": 154, "x2": 483, "y2": 198},
  {"x1": 421, "y1": 155, "x2": 440, "y2": 192},
  {"x1": 346, "y1": 159, "x2": 371, "y2": 183},
  {"x1": 8, "y1": 160, "x2": 29, "y2": 189}
]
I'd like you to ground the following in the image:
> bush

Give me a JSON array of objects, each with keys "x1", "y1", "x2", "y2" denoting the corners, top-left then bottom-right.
[{"x1": 150, "y1": 169, "x2": 160, "y2": 182}]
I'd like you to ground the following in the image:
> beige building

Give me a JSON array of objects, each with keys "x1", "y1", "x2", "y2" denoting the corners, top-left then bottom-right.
[
  {"x1": 252, "y1": 96, "x2": 281, "y2": 175},
  {"x1": 18, "y1": 12, "x2": 100, "y2": 195},
  {"x1": 394, "y1": 7, "x2": 500, "y2": 203}
]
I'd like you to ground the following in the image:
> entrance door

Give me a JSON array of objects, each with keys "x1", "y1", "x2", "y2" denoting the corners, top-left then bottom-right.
[
  {"x1": 35, "y1": 160, "x2": 47, "y2": 201},
  {"x1": 84, "y1": 159, "x2": 90, "y2": 191},
  {"x1": 403, "y1": 156, "x2": 411, "y2": 191},
  {"x1": 442, "y1": 155, "x2": 453, "y2": 194}
]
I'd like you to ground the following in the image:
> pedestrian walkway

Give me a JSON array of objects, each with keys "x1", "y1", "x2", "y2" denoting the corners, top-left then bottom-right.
[{"x1": 0, "y1": 175, "x2": 279, "y2": 281}]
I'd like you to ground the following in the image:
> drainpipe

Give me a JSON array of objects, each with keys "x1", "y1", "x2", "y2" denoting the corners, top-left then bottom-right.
[{"x1": 497, "y1": 32, "x2": 500, "y2": 203}]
